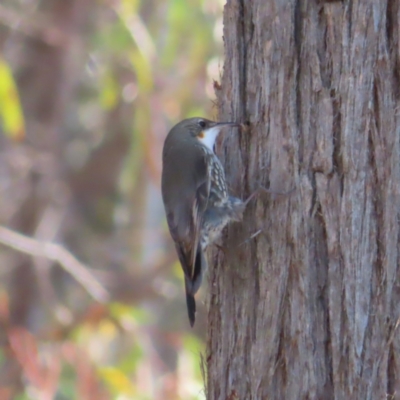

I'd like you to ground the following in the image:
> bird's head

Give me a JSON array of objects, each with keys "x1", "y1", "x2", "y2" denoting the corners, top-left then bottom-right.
[{"x1": 171, "y1": 117, "x2": 239, "y2": 151}]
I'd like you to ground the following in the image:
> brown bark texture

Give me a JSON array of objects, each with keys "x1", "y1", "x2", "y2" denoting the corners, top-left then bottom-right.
[{"x1": 207, "y1": 1, "x2": 400, "y2": 399}]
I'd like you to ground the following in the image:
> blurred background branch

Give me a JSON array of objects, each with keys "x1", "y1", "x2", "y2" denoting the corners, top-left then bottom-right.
[{"x1": 0, "y1": 225, "x2": 109, "y2": 303}]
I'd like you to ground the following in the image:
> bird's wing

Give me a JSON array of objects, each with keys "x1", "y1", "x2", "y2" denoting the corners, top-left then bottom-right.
[
  {"x1": 166, "y1": 150, "x2": 211, "y2": 282},
  {"x1": 189, "y1": 177, "x2": 210, "y2": 269}
]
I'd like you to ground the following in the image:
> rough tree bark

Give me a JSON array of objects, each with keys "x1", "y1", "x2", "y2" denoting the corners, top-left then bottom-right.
[{"x1": 207, "y1": 1, "x2": 400, "y2": 399}]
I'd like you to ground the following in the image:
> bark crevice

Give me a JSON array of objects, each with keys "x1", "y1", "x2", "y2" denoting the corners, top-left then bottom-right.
[{"x1": 208, "y1": 1, "x2": 400, "y2": 399}]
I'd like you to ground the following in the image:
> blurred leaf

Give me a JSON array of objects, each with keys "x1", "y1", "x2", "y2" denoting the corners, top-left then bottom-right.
[
  {"x1": 183, "y1": 333, "x2": 205, "y2": 357},
  {"x1": 99, "y1": 367, "x2": 136, "y2": 397},
  {"x1": 178, "y1": 334, "x2": 207, "y2": 400},
  {"x1": 119, "y1": 102, "x2": 150, "y2": 193},
  {"x1": 98, "y1": 319, "x2": 118, "y2": 339},
  {"x1": 162, "y1": 0, "x2": 211, "y2": 67},
  {"x1": 187, "y1": 107, "x2": 208, "y2": 119},
  {"x1": 130, "y1": 49, "x2": 153, "y2": 92},
  {"x1": 118, "y1": 345, "x2": 144, "y2": 375},
  {"x1": 57, "y1": 363, "x2": 78, "y2": 400},
  {"x1": 100, "y1": 70, "x2": 119, "y2": 110},
  {"x1": 182, "y1": 334, "x2": 205, "y2": 386},
  {"x1": 172, "y1": 259, "x2": 184, "y2": 280},
  {"x1": 13, "y1": 394, "x2": 30, "y2": 400},
  {"x1": 109, "y1": 301, "x2": 148, "y2": 324},
  {"x1": 0, "y1": 57, "x2": 25, "y2": 140},
  {"x1": 94, "y1": 21, "x2": 132, "y2": 54},
  {"x1": 108, "y1": 301, "x2": 132, "y2": 318},
  {"x1": 120, "y1": 0, "x2": 140, "y2": 16}
]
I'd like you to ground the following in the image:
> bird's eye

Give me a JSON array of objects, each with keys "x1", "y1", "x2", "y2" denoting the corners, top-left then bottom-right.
[{"x1": 198, "y1": 120, "x2": 206, "y2": 128}]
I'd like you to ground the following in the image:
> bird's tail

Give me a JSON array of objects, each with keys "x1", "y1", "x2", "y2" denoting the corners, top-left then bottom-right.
[
  {"x1": 185, "y1": 247, "x2": 207, "y2": 327},
  {"x1": 185, "y1": 277, "x2": 196, "y2": 327}
]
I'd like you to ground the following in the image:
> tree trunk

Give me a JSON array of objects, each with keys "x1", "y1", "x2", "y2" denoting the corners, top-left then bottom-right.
[{"x1": 207, "y1": 1, "x2": 400, "y2": 399}]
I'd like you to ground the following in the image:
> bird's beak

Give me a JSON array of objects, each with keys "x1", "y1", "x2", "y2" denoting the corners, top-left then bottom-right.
[{"x1": 211, "y1": 122, "x2": 240, "y2": 129}]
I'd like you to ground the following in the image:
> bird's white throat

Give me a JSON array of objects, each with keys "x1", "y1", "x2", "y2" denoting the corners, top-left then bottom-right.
[{"x1": 197, "y1": 126, "x2": 221, "y2": 151}]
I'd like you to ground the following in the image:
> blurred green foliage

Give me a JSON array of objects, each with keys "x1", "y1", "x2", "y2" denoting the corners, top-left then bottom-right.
[
  {"x1": 0, "y1": 0, "x2": 224, "y2": 399},
  {"x1": 0, "y1": 57, "x2": 24, "y2": 140}
]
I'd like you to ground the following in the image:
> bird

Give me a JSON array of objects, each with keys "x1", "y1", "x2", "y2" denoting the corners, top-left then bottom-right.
[{"x1": 161, "y1": 117, "x2": 245, "y2": 326}]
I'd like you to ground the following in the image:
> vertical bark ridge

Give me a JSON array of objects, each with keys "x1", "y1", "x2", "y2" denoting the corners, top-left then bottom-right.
[{"x1": 208, "y1": 1, "x2": 400, "y2": 399}]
